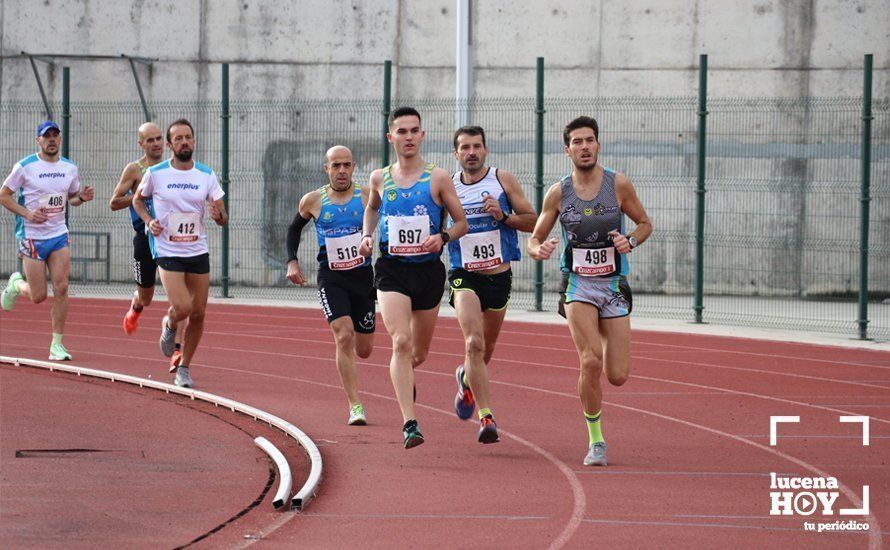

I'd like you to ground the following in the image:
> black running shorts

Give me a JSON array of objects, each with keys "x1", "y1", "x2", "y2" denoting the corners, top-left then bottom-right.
[
  {"x1": 156, "y1": 253, "x2": 210, "y2": 275},
  {"x1": 448, "y1": 268, "x2": 512, "y2": 311},
  {"x1": 374, "y1": 256, "x2": 446, "y2": 311},
  {"x1": 132, "y1": 231, "x2": 158, "y2": 288},
  {"x1": 317, "y1": 265, "x2": 376, "y2": 333}
]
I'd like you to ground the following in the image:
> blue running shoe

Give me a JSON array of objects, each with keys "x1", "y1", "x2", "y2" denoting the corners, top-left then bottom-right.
[
  {"x1": 454, "y1": 365, "x2": 475, "y2": 420},
  {"x1": 478, "y1": 415, "x2": 499, "y2": 444}
]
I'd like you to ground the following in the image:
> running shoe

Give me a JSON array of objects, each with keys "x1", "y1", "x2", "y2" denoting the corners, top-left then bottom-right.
[
  {"x1": 583, "y1": 442, "x2": 607, "y2": 466},
  {"x1": 402, "y1": 419, "x2": 424, "y2": 449},
  {"x1": 168, "y1": 350, "x2": 183, "y2": 373},
  {"x1": 49, "y1": 341, "x2": 72, "y2": 361},
  {"x1": 159, "y1": 315, "x2": 176, "y2": 357},
  {"x1": 348, "y1": 403, "x2": 367, "y2": 426},
  {"x1": 123, "y1": 306, "x2": 141, "y2": 335},
  {"x1": 174, "y1": 366, "x2": 194, "y2": 388},
  {"x1": 477, "y1": 415, "x2": 499, "y2": 444},
  {"x1": 454, "y1": 365, "x2": 475, "y2": 420},
  {"x1": 1, "y1": 272, "x2": 23, "y2": 311}
]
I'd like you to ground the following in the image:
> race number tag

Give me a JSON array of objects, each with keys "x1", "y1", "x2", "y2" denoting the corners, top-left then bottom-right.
[
  {"x1": 325, "y1": 232, "x2": 364, "y2": 270},
  {"x1": 387, "y1": 215, "x2": 429, "y2": 255},
  {"x1": 167, "y1": 212, "x2": 201, "y2": 242},
  {"x1": 38, "y1": 193, "x2": 66, "y2": 215},
  {"x1": 572, "y1": 246, "x2": 616, "y2": 276},
  {"x1": 459, "y1": 230, "x2": 503, "y2": 271}
]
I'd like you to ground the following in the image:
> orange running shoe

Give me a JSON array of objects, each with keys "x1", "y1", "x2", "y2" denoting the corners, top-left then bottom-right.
[
  {"x1": 123, "y1": 307, "x2": 141, "y2": 335},
  {"x1": 168, "y1": 350, "x2": 183, "y2": 373}
]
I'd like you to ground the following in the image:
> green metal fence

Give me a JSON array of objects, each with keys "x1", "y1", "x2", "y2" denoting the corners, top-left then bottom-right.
[{"x1": 1, "y1": 77, "x2": 887, "y2": 339}]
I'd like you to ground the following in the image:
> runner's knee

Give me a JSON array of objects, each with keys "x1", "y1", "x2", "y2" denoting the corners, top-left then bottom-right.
[
  {"x1": 464, "y1": 332, "x2": 485, "y2": 358},
  {"x1": 579, "y1": 352, "x2": 602, "y2": 379},
  {"x1": 355, "y1": 339, "x2": 373, "y2": 359},
  {"x1": 411, "y1": 349, "x2": 428, "y2": 367},
  {"x1": 51, "y1": 280, "x2": 68, "y2": 298},
  {"x1": 30, "y1": 289, "x2": 47, "y2": 304},
  {"x1": 391, "y1": 333, "x2": 411, "y2": 356},
  {"x1": 333, "y1": 326, "x2": 355, "y2": 351},
  {"x1": 606, "y1": 369, "x2": 629, "y2": 387}
]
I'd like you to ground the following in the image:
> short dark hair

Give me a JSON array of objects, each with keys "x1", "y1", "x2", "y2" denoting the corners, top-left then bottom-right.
[
  {"x1": 453, "y1": 125, "x2": 487, "y2": 150},
  {"x1": 388, "y1": 107, "x2": 422, "y2": 128},
  {"x1": 563, "y1": 116, "x2": 599, "y2": 146},
  {"x1": 166, "y1": 118, "x2": 195, "y2": 143}
]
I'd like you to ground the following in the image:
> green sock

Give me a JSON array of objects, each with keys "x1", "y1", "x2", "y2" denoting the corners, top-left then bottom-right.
[
  {"x1": 462, "y1": 371, "x2": 469, "y2": 387},
  {"x1": 585, "y1": 410, "x2": 604, "y2": 446},
  {"x1": 52, "y1": 333, "x2": 63, "y2": 345},
  {"x1": 478, "y1": 407, "x2": 492, "y2": 420}
]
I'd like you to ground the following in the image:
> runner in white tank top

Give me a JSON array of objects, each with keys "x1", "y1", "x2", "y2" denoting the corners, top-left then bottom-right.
[
  {"x1": 447, "y1": 126, "x2": 537, "y2": 444},
  {"x1": 0, "y1": 120, "x2": 95, "y2": 361},
  {"x1": 133, "y1": 119, "x2": 228, "y2": 389}
]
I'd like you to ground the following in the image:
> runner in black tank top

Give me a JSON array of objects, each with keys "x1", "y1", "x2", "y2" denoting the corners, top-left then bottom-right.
[{"x1": 528, "y1": 116, "x2": 653, "y2": 467}]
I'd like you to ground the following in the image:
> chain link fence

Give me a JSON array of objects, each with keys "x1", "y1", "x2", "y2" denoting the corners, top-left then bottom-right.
[{"x1": 1, "y1": 95, "x2": 887, "y2": 338}]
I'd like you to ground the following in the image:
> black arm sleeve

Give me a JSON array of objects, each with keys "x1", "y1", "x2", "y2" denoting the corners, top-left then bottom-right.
[{"x1": 286, "y1": 212, "x2": 312, "y2": 262}]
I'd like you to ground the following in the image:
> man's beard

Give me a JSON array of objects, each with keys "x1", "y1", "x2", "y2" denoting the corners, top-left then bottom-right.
[{"x1": 174, "y1": 148, "x2": 193, "y2": 162}]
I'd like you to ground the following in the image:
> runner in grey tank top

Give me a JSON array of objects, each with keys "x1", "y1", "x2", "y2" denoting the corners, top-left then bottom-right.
[{"x1": 528, "y1": 116, "x2": 653, "y2": 468}]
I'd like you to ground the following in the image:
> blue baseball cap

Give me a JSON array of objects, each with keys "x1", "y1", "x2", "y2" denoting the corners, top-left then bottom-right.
[{"x1": 36, "y1": 121, "x2": 60, "y2": 137}]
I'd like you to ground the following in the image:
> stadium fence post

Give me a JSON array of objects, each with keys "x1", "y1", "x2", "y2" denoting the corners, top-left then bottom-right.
[
  {"x1": 694, "y1": 54, "x2": 708, "y2": 324},
  {"x1": 857, "y1": 54, "x2": 873, "y2": 340},
  {"x1": 221, "y1": 63, "x2": 231, "y2": 297},
  {"x1": 534, "y1": 57, "x2": 545, "y2": 312},
  {"x1": 63, "y1": 66, "x2": 71, "y2": 227}
]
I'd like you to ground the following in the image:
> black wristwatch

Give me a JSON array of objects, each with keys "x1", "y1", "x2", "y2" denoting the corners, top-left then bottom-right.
[
  {"x1": 439, "y1": 231, "x2": 450, "y2": 243},
  {"x1": 500, "y1": 212, "x2": 510, "y2": 224},
  {"x1": 627, "y1": 235, "x2": 638, "y2": 249}
]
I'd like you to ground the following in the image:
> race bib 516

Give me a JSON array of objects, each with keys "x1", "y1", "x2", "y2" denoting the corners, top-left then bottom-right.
[{"x1": 325, "y1": 232, "x2": 364, "y2": 270}]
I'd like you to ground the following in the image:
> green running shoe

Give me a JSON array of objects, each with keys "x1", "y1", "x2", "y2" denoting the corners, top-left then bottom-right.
[
  {"x1": 348, "y1": 403, "x2": 367, "y2": 426},
  {"x1": 1, "y1": 272, "x2": 24, "y2": 311},
  {"x1": 49, "y1": 341, "x2": 73, "y2": 361}
]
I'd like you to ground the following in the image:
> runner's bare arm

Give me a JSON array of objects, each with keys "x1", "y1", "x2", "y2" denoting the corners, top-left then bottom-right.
[
  {"x1": 209, "y1": 198, "x2": 228, "y2": 226},
  {"x1": 359, "y1": 170, "x2": 383, "y2": 257},
  {"x1": 610, "y1": 173, "x2": 652, "y2": 253},
  {"x1": 132, "y1": 181, "x2": 160, "y2": 236},
  {"x1": 423, "y1": 168, "x2": 467, "y2": 253},
  {"x1": 527, "y1": 182, "x2": 562, "y2": 260},
  {"x1": 109, "y1": 163, "x2": 140, "y2": 211},
  {"x1": 494, "y1": 169, "x2": 537, "y2": 232},
  {"x1": 0, "y1": 185, "x2": 46, "y2": 222}
]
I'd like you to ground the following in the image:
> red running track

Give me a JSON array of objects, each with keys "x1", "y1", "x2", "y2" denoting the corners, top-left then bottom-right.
[{"x1": 1, "y1": 297, "x2": 888, "y2": 549}]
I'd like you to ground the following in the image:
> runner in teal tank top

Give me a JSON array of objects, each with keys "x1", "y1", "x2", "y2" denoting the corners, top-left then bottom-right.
[
  {"x1": 286, "y1": 145, "x2": 375, "y2": 426},
  {"x1": 528, "y1": 116, "x2": 653, "y2": 468},
  {"x1": 358, "y1": 107, "x2": 468, "y2": 449}
]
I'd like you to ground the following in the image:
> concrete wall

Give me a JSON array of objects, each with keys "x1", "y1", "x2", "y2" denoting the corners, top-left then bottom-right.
[{"x1": 1, "y1": 0, "x2": 888, "y2": 103}]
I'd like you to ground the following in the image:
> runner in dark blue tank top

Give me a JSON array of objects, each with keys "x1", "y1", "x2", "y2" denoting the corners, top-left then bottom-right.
[
  {"x1": 528, "y1": 116, "x2": 653, "y2": 468},
  {"x1": 358, "y1": 107, "x2": 468, "y2": 449},
  {"x1": 286, "y1": 145, "x2": 375, "y2": 426},
  {"x1": 109, "y1": 122, "x2": 185, "y2": 367}
]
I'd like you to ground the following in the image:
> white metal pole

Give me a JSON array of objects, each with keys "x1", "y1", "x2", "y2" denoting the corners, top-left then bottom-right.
[{"x1": 456, "y1": 0, "x2": 471, "y2": 128}]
